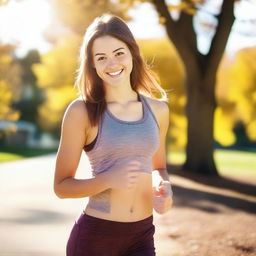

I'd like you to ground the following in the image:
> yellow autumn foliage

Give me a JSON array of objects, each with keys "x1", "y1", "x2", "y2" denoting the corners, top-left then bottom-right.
[
  {"x1": 32, "y1": 36, "x2": 81, "y2": 131},
  {"x1": 37, "y1": 86, "x2": 78, "y2": 131},
  {"x1": 214, "y1": 107, "x2": 236, "y2": 146},
  {"x1": 33, "y1": 37, "x2": 80, "y2": 89},
  {"x1": 51, "y1": 0, "x2": 128, "y2": 35},
  {"x1": 139, "y1": 38, "x2": 186, "y2": 149},
  {"x1": 0, "y1": 43, "x2": 21, "y2": 122},
  {"x1": 216, "y1": 47, "x2": 256, "y2": 145}
]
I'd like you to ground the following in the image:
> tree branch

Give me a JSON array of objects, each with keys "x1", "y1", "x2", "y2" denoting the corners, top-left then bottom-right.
[
  {"x1": 151, "y1": 0, "x2": 199, "y2": 74},
  {"x1": 151, "y1": 0, "x2": 177, "y2": 34},
  {"x1": 177, "y1": 10, "x2": 198, "y2": 54},
  {"x1": 205, "y1": 0, "x2": 235, "y2": 81}
]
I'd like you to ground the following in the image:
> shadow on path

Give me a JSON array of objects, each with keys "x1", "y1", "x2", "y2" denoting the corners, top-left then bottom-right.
[
  {"x1": 0, "y1": 209, "x2": 70, "y2": 225},
  {"x1": 172, "y1": 185, "x2": 256, "y2": 214},
  {"x1": 167, "y1": 164, "x2": 256, "y2": 197}
]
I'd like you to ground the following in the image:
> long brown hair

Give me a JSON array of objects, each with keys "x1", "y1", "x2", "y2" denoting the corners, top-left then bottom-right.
[{"x1": 75, "y1": 14, "x2": 167, "y2": 127}]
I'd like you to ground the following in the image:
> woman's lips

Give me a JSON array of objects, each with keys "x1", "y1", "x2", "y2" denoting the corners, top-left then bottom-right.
[{"x1": 106, "y1": 69, "x2": 124, "y2": 77}]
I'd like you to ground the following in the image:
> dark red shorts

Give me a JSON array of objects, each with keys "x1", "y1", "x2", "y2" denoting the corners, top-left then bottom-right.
[{"x1": 66, "y1": 211, "x2": 155, "y2": 256}]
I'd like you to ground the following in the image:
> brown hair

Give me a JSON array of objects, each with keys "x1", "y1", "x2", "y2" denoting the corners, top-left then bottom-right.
[{"x1": 75, "y1": 13, "x2": 167, "y2": 127}]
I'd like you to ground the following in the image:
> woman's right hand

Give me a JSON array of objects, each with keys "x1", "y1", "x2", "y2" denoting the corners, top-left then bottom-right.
[{"x1": 99, "y1": 160, "x2": 141, "y2": 190}]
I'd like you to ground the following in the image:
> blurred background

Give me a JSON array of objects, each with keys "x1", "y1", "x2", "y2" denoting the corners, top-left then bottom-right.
[
  {"x1": 0, "y1": 0, "x2": 256, "y2": 173},
  {"x1": 0, "y1": 0, "x2": 255, "y2": 256}
]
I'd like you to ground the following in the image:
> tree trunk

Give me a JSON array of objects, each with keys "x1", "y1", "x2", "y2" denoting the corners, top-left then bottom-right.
[
  {"x1": 151, "y1": 0, "x2": 235, "y2": 176},
  {"x1": 183, "y1": 77, "x2": 218, "y2": 175}
]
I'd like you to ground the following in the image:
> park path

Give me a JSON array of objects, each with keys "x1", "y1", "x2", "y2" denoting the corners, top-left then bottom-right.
[{"x1": 0, "y1": 153, "x2": 176, "y2": 256}]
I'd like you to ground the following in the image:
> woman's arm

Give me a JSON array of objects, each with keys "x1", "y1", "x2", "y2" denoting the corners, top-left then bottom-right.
[
  {"x1": 53, "y1": 99, "x2": 110, "y2": 199},
  {"x1": 152, "y1": 100, "x2": 171, "y2": 183},
  {"x1": 151, "y1": 100, "x2": 173, "y2": 214}
]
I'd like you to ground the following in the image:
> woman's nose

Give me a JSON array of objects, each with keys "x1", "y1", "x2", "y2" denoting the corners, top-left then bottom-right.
[{"x1": 107, "y1": 57, "x2": 119, "y2": 68}]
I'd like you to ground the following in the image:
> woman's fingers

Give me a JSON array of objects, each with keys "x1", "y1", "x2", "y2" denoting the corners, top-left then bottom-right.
[{"x1": 153, "y1": 186, "x2": 173, "y2": 214}]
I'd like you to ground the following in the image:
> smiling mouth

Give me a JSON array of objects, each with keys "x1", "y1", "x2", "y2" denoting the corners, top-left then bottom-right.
[{"x1": 106, "y1": 69, "x2": 124, "y2": 77}]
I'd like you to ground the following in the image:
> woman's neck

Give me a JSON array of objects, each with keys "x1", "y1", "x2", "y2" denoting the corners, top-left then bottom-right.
[{"x1": 105, "y1": 87, "x2": 138, "y2": 105}]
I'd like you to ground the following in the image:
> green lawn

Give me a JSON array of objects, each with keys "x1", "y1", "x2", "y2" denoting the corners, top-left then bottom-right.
[
  {"x1": 0, "y1": 147, "x2": 57, "y2": 163},
  {"x1": 214, "y1": 149, "x2": 256, "y2": 176},
  {"x1": 168, "y1": 149, "x2": 256, "y2": 176},
  {"x1": 0, "y1": 147, "x2": 255, "y2": 177}
]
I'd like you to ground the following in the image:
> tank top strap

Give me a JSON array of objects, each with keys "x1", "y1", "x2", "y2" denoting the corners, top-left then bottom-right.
[{"x1": 138, "y1": 93, "x2": 160, "y2": 129}]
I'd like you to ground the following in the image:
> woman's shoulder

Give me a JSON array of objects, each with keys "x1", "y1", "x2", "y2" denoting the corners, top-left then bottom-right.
[
  {"x1": 64, "y1": 97, "x2": 87, "y2": 116},
  {"x1": 63, "y1": 97, "x2": 90, "y2": 128},
  {"x1": 142, "y1": 94, "x2": 169, "y2": 117},
  {"x1": 67, "y1": 96, "x2": 87, "y2": 110}
]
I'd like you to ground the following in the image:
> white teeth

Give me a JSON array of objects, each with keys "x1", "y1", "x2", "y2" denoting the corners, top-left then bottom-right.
[{"x1": 107, "y1": 69, "x2": 123, "y2": 76}]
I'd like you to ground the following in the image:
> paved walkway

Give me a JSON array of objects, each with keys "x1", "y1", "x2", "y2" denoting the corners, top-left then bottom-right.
[{"x1": 0, "y1": 154, "x2": 174, "y2": 256}]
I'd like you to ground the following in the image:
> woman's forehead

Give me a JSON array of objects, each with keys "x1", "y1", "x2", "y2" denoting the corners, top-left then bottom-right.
[{"x1": 92, "y1": 35, "x2": 128, "y2": 55}]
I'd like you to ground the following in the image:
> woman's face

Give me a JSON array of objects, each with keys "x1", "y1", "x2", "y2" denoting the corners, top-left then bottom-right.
[{"x1": 91, "y1": 35, "x2": 133, "y2": 88}]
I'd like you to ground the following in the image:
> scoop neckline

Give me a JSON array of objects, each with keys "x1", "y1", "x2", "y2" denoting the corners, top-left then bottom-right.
[{"x1": 106, "y1": 93, "x2": 147, "y2": 125}]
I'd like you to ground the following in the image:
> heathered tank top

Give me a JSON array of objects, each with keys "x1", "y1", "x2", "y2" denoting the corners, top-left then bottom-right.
[{"x1": 84, "y1": 93, "x2": 160, "y2": 213}]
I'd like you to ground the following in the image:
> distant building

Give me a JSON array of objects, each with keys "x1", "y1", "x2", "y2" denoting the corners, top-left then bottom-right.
[
  {"x1": 0, "y1": 120, "x2": 36, "y2": 147},
  {"x1": 0, "y1": 120, "x2": 59, "y2": 149}
]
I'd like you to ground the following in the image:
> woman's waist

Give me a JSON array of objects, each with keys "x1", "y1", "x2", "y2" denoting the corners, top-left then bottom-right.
[
  {"x1": 84, "y1": 204, "x2": 153, "y2": 222},
  {"x1": 111, "y1": 187, "x2": 153, "y2": 212},
  {"x1": 85, "y1": 182, "x2": 153, "y2": 222}
]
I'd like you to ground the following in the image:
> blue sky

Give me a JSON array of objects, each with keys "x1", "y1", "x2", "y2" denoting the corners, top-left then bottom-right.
[{"x1": 0, "y1": 0, "x2": 255, "y2": 57}]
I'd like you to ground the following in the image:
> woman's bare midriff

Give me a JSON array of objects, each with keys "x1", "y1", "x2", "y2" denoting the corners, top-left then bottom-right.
[{"x1": 84, "y1": 172, "x2": 153, "y2": 222}]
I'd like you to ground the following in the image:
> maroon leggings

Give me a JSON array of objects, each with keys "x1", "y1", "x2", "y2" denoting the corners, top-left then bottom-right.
[{"x1": 66, "y1": 212, "x2": 155, "y2": 256}]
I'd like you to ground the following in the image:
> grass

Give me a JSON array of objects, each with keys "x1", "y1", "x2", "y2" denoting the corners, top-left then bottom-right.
[
  {"x1": 0, "y1": 147, "x2": 255, "y2": 177},
  {"x1": 0, "y1": 146, "x2": 57, "y2": 163},
  {"x1": 168, "y1": 149, "x2": 256, "y2": 176},
  {"x1": 214, "y1": 149, "x2": 256, "y2": 176}
]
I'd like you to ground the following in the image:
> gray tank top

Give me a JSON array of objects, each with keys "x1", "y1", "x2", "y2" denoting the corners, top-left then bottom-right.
[{"x1": 84, "y1": 93, "x2": 160, "y2": 213}]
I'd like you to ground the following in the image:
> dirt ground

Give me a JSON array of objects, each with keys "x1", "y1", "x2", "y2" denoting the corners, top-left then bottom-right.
[
  {"x1": 0, "y1": 156, "x2": 255, "y2": 256},
  {"x1": 154, "y1": 165, "x2": 256, "y2": 256}
]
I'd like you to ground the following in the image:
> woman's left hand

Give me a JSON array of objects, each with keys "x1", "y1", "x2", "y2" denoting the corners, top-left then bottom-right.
[{"x1": 152, "y1": 180, "x2": 173, "y2": 214}]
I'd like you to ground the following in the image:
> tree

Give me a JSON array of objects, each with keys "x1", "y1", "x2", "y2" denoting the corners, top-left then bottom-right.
[
  {"x1": 50, "y1": 0, "x2": 129, "y2": 35},
  {"x1": 13, "y1": 50, "x2": 44, "y2": 126},
  {"x1": 229, "y1": 47, "x2": 256, "y2": 141},
  {"x1": 216, "y1": 46, "x2": 256, "y2": 145},
  {"x1": 148, "y1": 0, "x2": 246, "y2": 175},
  {"x1": 32, "y1": 37, "x2": 79, "y2": 132},
  {"x1": 0, "y1": 42, "x2": 22, "y2": 144},
  {"x1": 0, "y1": 43, "x2": 21, "y2": 122}
]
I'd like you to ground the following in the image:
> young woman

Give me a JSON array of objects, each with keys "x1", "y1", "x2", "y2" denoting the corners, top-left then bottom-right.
[{"x1": 54, "y1": 14, "x2": 173, "y2": 256}]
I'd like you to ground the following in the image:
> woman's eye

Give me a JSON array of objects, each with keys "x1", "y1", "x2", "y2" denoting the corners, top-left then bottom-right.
[
  {"x1": 97, "y1": 56, "x2": 106, "y2": 61},
  {"x1": 116, "y1": 52, "x2": 124, "y2": 56}
]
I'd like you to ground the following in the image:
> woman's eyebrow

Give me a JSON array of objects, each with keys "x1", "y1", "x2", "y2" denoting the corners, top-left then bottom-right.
[{"x1": 94, "y1": 47, "x2": 125, "y2": 56}]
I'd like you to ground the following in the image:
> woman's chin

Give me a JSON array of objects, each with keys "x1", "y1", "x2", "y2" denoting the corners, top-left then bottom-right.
[{"x1": 104, "y1": 78, "x2": 129, "y2": 88}]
